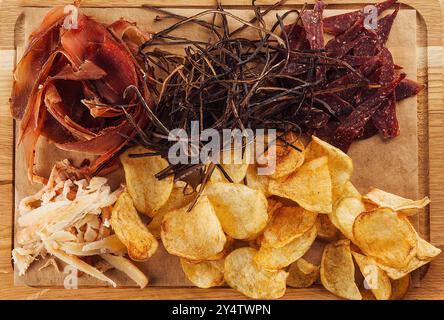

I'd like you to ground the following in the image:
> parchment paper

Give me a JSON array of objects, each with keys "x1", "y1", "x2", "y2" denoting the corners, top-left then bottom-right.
[{"x1": 14, "y1": 7, "x2": 419, "y2": 288}]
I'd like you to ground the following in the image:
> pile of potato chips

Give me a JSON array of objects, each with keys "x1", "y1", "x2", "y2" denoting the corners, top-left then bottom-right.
[{"x1": 113, "y1": 136, "x2": 440, "y2": 300}]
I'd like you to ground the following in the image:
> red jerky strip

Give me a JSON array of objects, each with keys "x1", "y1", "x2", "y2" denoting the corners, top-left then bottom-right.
[
  {"x1": 395, "y1": 78, "x2": 424, "y2": 101},
  {"x1": 377, "y1": 4, "x2": 399, "y2": 44},
  {"x1": 372, "y1": 94, "x2": 399, "y2": 138},
  {"x1": 286, "y1": 24, "x2": 310, "y2": 51},
  {"x1": 325, "y1": 54, "x2": 381, "y2": 102},
  {"x1": 323, "y1": 0, "x2": 397, "y2": 35},
  {"x1": 325, "y1": 17, "x2": 363, "y2": 58},
  {"x1": 353, "y1": 32, "x2": 379, "y2": 57},
  {"x1": 342, "y1": 55, "x2": 374, "y2": 67},
  {"x1": 330, "y1": 73, "x2": 406, "y2": 151},
  {"x1": 355, "y1": 47, "x2": 394, "y2": 104},
  {"x1": 301, "y1": 0, "x2": 326, "y2": 50},
  {"x1": 317, "y1": 93, "x2": 353, "y2": 119},
  {"x1": 354, "y1": 4, "x2": 399, "y2": 55}
]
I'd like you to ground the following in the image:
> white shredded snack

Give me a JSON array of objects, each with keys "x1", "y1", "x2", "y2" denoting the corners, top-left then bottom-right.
[{"x1": 12, "y1": 160, "x2": 146, "y2": 287}]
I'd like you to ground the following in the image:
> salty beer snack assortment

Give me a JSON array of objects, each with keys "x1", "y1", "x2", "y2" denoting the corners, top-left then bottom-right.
[{"x1": 10, "y1": 0, "x2": 439, "y2": 300}]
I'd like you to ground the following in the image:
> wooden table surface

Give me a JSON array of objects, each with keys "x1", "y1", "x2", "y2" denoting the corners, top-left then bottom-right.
[{"x1": 0, "y1": 0, "x2": 443, "y2": 300}]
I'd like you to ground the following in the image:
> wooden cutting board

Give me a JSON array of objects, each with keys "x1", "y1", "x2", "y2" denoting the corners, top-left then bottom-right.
[{"x1": 1, "y1": 0, "x2": 444, "y2": 299}]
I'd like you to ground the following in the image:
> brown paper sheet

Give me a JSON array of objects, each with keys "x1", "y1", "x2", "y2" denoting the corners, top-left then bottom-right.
[{"x1": 14, "y1": 7, "x2": 418, "y2": 288}]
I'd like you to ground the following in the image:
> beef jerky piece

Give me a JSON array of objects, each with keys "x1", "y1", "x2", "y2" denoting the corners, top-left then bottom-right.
[
  {"x1": 301, "y1": 0, "x2": 326, "y2": 50},
  {"x1": 323, "y1": 0, "x2": 397, "y2": 35},
  {"x1": 325, "y1": 18, "x2": 364, "y2": 58},
  {"x1": 356, "y1": 48, "x2": 394, "y2": 103},
  {"x1": 317, "y1": 93, "x2": 354, "y2": 120},
  {"x1": 330, "y1": 73, "x2": 405, "y2": 152},
  {"x1": 353, "y1": 32, "x2": 379, "y2": 57},
  {"x1": 285, "y1": 24, "x2": 310, "y2": 51},
  {"x1": 377, "y1": 5, "x2": 399, "y2": 44},
  {"x1": 301, "y1": 108, "x2": 331, "y2": 129},
  {"x1": 395, "y1": 78, "x2": 424, "y2": 101},
  {"x1": 284, "y1": 24, "x2": 310, "y2": 74},
  {"x1": 372, "y1": 94, "x2": 399, "y2": 138},
  {"x1": 342, "y1": 55, "x2": 374, "y2": 67},
  {"x1": 325, "y1": 54, "x2": 381, "y2": 102},
  {"x1": 359, "y1": 121, "x2": 379, "y2": 140}
]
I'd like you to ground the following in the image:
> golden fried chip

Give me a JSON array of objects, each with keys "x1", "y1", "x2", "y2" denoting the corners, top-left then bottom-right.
[
  {"x1": 331, "y1": 197, "x2": 365, "y2": 240},
  {"x1": 269, "y1": 156, "x2": 332, "y2": 213},
  {"x1": 316, "y1": 214, "x2": 339, "y2": 242},
  {"x1": 220, "y1": 144, "x2": 251, "y2": 183},
  {"x1": 261, "y1": 206, "x2": 317, "y2": 248},
  {"x1": 111, "y1": 192, "x2": 158, "y2": 261},
  {"x1": 245, "y1": 165, "x2": 270, "y2": 196},
  {"x1": 224, "y1": 247, "x2": 288, "y2": 299},
  {"x1": 353, "y1": 208, "x2": 417, "y2": 269},
  {"x1": 258, "y1": 132, "x2": 305, "y2": 179},
  {"x1": 363, "y1": 188, "x2": 430, "y2": 216},
  {"x1": 352, "y1": 251, "x2": 392, "y2": 300},
  {"x1": 390, "y1": 275, "x2": 410, "y2": 300},
  {"x1": 190, "y1": 236, "x2": 235, "y2": 263},
  {"x1": 120, "y1": 146, "x2": 173, "y2": 217},
  {"x1": 287, "y1": 258, "x2": 320, "y2": 288},
  {"x1": 377, "y1": 257, "x2": 428, "y2": 280},
  {"x1": 339, "y1": 181, "x2": 361, "y2": 201},
  {"x1": 161, "y1": 195, "x2": 226, "y2": 260},
  {"x1": 320, "y1": 240, "x2": 362, "y2": 300},
  {"x1": 254, "y1": 226, "x2": 317, "y2": 270},
  {"x1": 148, "y1": 185, "x2": 195, "y2": 239},
  {"x1": 306, "y1": 136, "x2": 353, "y2": 201},
  {"x1": 204, "y1": 182, "x2": 268, "y2": 240},
  {"x1": 377, "y1": 232, "x2": 440, "y2": 280},
  {"x1": 181, "y1": 258, "x2": 225, "y2": 288},
  {"x1": 416, "y1": 235, "x2": 442, "y2": 261}
]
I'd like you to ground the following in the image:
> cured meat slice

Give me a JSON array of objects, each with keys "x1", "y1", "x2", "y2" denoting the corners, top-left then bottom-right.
[
  {"x1": 395, "y1": 78, "x2": 424, "y2": 101},
  {"x1": 301, "y1": 0, "x2": 326, "y2": 50},
  {"x1": 323, "y1": 0, "x2": 397, "y2": 35},
  {"x1": 330, "y1": 73, "x2": 405, "y2": 151},
  {"x1": 10, "y1": 7, "x2": 152, "y2": 181}
]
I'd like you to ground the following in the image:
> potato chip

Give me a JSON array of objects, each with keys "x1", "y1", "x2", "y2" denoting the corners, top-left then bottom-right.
[
  {"x1": 352, "y1": 208, "x2": 417, "y2": 269},
  {"x1": 224, "y1": 247, "x2": 288, "y2": 299},
  {"x1": 220, "y1": 144, "x2": 251, "y2": 183},
  {"x1": 352, "y1": 251, "x2": 392, "y2": 300},
  {"x1": 258, "y1": 132, "x2": 305, "y2": 179},
  {"x1": 363, "y1": 188, "x2": 430, "y2": 215},
  {"x1": 287, "y1": 258, "x2": 320, "y2": 288},
  {"x1": 204, "y1": 182, "x2": 268, "y2": 240},
  {"x1": 245, "y1": 165, "x2": 270, "y2": 196},
  {"x1": 254, "y1": 226, "x2": 317, "y2": 270},
  {"x1": 390, "y1": 275, "x2": 410, "y2": 300},
  {"x1": 111, "y1": 192, "x2": 158, "y2": 261},
  {"x1": 181, "y1": 258, "x2": 225, "y2": 288},
  {"x1": 360, "y1": 289, "x2": 377, "y2": 300},
  {"x1": 306, "y1": 136, "x2": 353, "y2": 201},
  {"x1": 338, "y1": 181, "x2": 361, "y2": 202},
  {"x1": 331, "y1": 197, "x2": 365, "y2": 240},
  {"x1": 261, "y1": 206, "x2": 317, "y2": 248},
  {"x1": 161, "y1": 195, "x2": 226, "y2": 260},
  {"x1": 315, "y1": 214, "x2": 339, "y2": 242},
  {"x1": 268, "y1": 156, "x2": 332, "y2": 213},
  {"x1": 120, "y1": 146, "x2": 173, "y2": 217},
  {"x1": 320, "y1": 240, "x2": 362, "y2": 300},
  {"x1": 267, "y1": 197, "x2": 283, "y2": 219},
  {"x1": 148, "y1": 185, "x2": 195, "y2": 239},
  {"x1": 416, "y1": 235, "x2": 441, "y2": 261},
  {"x1": 376, "y1": 233, "x2": 441, "y2": 280},
  {"x1": 377, "y1": 257, "x2": 428, "y2": 280},
  {"x1": 190, "y1": 236, "x2": 235, "y2": 263}
]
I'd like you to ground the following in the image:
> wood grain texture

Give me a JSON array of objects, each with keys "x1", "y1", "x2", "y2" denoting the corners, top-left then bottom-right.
[{"x1": 0, "y1": 0, "x2": 443, "y2": 299}]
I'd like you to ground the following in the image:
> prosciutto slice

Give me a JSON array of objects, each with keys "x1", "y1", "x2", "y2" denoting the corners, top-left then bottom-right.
[{"x1": 10, "y1": 6, "x2": 152, "y2": 181}]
